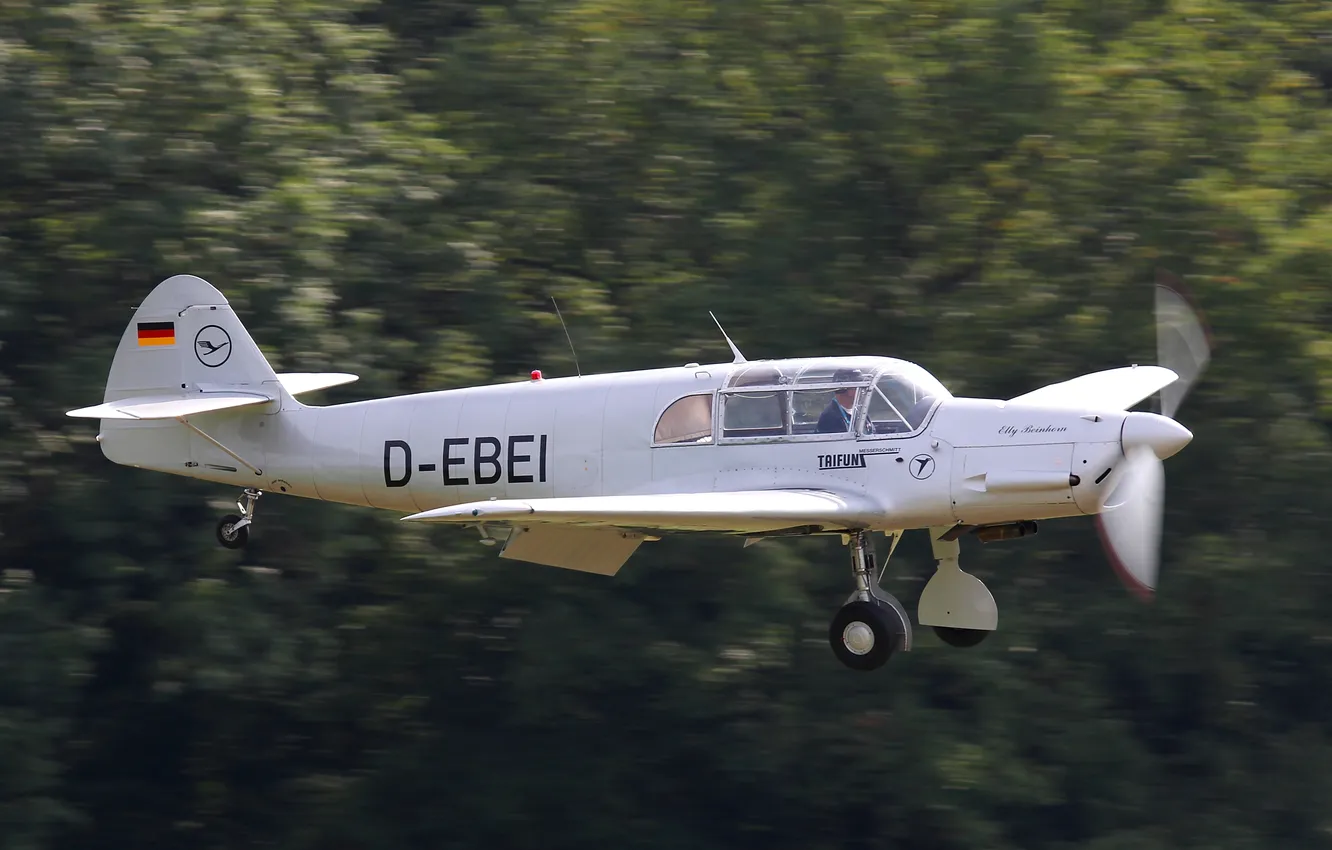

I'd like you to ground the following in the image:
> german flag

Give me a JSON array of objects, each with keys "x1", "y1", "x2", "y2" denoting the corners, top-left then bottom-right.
[{"x1": 137, "y1": 321, "x2": 176, "y2": 347}]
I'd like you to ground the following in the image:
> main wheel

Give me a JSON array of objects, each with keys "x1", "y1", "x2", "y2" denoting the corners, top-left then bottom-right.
[
  {"x1": 216, "y1": 514, "x2": 249, "y2": 549},
  {"x1": 933, "y1": 626, "x2": 990, "y2": 648},
  {"x1": 829, "y1": 600, "x2": 906, "y2": 671}
]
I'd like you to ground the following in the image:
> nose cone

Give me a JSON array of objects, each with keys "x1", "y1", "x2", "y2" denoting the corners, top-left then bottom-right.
[{"x1": 1121, "y1": 412, "x2": 1193, "y2": 460}]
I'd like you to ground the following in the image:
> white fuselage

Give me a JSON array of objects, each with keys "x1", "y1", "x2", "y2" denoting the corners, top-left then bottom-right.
[{"x1": 101, "y1": 356, "x2": 1131, "y2": 533}]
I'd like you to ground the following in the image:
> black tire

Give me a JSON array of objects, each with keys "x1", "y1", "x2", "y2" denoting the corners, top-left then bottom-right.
[
  {"x1": 829, "y1": 600, "x2": 906, "y2": 671},
  {"x1": 933, "y1": 626, "x2": 990, "y2": 648},
  {"x1": 217, "y1": 514, "x2": 249, "y2": 549}
]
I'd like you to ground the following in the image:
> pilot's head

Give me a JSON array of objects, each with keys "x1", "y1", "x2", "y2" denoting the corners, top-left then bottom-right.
[{"x1": 832, "y1": 368, "x2": 863, "y2": 410}]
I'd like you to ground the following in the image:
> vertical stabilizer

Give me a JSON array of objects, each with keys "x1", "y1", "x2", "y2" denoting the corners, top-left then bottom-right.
[{"x1": 105, "y1": 274, "x2": 278, "y2": 402}]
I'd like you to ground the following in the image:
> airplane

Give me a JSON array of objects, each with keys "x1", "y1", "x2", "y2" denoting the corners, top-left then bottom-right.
[{"x1": 67, "y1": 274, "x2": 1210, "y2": 671}]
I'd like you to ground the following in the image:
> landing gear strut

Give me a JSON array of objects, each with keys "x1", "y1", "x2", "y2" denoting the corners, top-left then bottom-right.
[
  {"x1": 828, "y1": 531, "x2": 911, "y2": 671},
  {"x1": 217, "y1": 488, "x2": 262, "y2": 550}
]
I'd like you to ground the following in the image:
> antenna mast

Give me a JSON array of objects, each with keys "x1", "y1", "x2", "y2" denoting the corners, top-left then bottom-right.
[
  {"x1": 709, "y1": 311, "x2": 746, "y2": 363},
  {"x1": 552, "y1": 297, "x2": 582, "y2": 377}
]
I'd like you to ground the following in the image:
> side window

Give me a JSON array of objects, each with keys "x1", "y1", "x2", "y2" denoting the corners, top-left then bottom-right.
[
  {"x1": 792, "y1": 388, "x2": 858, "y2": 434},
  {"x1": 654, "y1": 394, "x2": 714, "y2": 445},
  {"x1": 722, "y1": 390, "x2": 787, "y2": 438},
  {"x1": 865, "y1": 375, "x2": 936, "y2": 434},
  {"x1": 791, "y1": 389, "x2": 836, "y2": 434}
]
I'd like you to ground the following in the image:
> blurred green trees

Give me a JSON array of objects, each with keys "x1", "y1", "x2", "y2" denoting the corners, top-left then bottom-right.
[{"x1": 2, "y1": 0, "x2": 1332, "y2": 848}]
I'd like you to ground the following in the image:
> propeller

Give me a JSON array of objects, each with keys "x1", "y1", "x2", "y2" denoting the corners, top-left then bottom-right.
[
  {"x1": 1155, "y1": 282, "x2": 1212, "y2": 419},
  {"x1": 1096, "y1": 441, "x2": 1168, "y2": 600},
  {"x1": 1095, "y1": 278, "x2": 1211, "y2": 600}
]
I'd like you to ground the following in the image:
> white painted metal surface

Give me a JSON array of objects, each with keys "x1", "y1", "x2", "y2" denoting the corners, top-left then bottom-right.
[{"x1": 66, "y1": 274, "x2": 1208, "y2": 667}]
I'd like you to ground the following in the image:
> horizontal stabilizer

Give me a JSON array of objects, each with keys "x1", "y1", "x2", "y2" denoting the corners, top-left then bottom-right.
[
  {"x1": 402, "y1": 489, "x2": 881, "y2": 534},
  {"x1": 1009, "y1": 365, "x2": 1178, "y2": 411},
  {"x1": 276, "y1": 372, "x2": 359, "y2": 396},
  {"x1": 66, "y1": 392, "x2": 274, "y2": 420}
]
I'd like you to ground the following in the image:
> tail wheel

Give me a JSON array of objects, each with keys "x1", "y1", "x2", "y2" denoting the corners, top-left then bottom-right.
[
  {"x1": 216, "y1": 514, "x2": 248, "y2": 549},
  {"x1": 829, "y1": 600, "x2": 906, "y2": 671}
]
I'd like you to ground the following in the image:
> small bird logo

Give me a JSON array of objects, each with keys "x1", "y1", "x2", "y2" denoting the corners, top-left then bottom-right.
[{"x1": 193, "y1": 325, "x2": 233, "y2": 367}]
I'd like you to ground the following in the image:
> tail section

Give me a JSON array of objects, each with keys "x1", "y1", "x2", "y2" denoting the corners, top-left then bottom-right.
[{"x1": 69, "y1": 275, "x2": 288, "y2": 482}]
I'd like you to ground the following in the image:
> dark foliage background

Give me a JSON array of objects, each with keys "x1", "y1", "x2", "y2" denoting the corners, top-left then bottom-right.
[{"x1": 3, "y1": 1, "x2": 1332, "y2": 848}]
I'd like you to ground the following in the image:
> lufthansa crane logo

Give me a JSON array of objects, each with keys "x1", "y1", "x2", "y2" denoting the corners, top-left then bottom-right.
[
  {"x1": 194, "y1": 325, "x2": 232, "y2": 368},
  {"x1": 909, "y1": 454, "x2": 936, "y2": 480}
]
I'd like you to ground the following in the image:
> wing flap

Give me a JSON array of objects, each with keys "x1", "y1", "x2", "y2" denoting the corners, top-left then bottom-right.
[
  {"x1": 66, "y1": 393, "x2": 274, "y2": 420},
  {"x1": 499, "y1": 525, "x2": 645, "y2": 575},
  {"x1": 276, "y1": 372, "x2": 359, "y2": 396},
  {"x1": 1009, "y1": 365, "x2": 1178, "y2": 411},
  {"x1": 401, "y1": 489, "x2": 881, "y2": 534}
]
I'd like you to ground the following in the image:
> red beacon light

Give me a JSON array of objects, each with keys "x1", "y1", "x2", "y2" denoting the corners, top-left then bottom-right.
[{"x1": 530, "y1": 369, "x2": 543, "y2": 381}]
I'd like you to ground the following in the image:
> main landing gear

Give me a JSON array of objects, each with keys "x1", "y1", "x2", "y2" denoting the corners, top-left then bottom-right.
[
  {"x1": 829, "y1": 527, "x2": 1000, "y2": 670},
  {"x1": 216, "y1": 488, "x2": 262, "y2": 549},
  {"x1": 828, "y1": 531, "x2": 912, "y2": 671}
]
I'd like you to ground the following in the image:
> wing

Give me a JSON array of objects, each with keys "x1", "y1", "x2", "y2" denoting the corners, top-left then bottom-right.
[
  {"x1": 276, "y1": 372, "x2": 359, "y2": 396},
  {"x1": 1008, "y1": 365, "x2": 1178, "y2": 411},
  {"x1": 401, "y1": 489, "x2": 882, "y2": 534},
  {"x1": 403, "y1": 489, "x2": 883, "y2": 576},
  {"x1": 66, "y1": 392, "x2": 274, "y2": 420}
]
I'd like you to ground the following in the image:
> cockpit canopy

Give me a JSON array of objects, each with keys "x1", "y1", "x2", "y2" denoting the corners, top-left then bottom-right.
[{"x1": 715, "y1": 356, "x2": 950, "y2": 442}]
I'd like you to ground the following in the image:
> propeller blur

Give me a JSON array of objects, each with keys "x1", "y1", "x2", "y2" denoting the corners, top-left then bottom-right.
[{"x1": 1094, "y1": 281, "x2": 1212, "y2": 600}]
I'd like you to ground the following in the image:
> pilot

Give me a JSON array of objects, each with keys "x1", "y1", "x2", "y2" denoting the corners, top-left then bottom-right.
[{"x1": 816, "y1": 369, "x2": 863, "y2": 434}]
